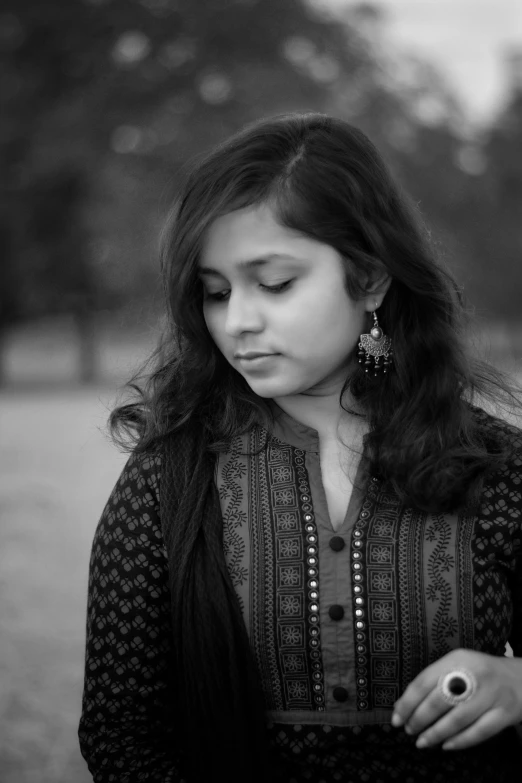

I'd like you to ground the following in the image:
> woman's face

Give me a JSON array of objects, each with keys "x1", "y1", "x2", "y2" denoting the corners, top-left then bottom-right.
[{"x1": 199, "y1": 203, "x2": 374, "y2": 399}]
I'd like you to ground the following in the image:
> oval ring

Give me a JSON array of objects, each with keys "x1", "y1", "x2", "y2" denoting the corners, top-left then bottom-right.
[{"x1": 438, "y1": 669, "x2": 477, "y2": 706}]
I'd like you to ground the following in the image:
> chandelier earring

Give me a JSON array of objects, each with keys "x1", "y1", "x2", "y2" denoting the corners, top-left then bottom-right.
[{"x1": 357, "y1": 306, "x2": 393, "y2": 376}]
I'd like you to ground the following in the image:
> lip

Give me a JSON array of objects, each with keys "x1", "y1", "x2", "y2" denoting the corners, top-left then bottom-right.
[
  {"x1": 234, "y1": 352, "x2": 276, "y2": 359},
  {"x1": 237, "y1": 354, "x2": 279, "y2": 368}
]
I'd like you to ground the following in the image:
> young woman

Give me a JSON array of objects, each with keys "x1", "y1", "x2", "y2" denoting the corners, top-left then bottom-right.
[{"x1": 79, "y1": 113, "x2": 522, "y2": 783}]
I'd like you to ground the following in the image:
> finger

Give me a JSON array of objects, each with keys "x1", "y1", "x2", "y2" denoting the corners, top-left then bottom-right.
[
  {"x1": 405, "y1": 671, "x2": 483, "y2": 737},
  {"x1": 441, "y1": 708, "x2": 511, "y2": 751},
  {"x1": 393, "y1": 656, "x2": 481, "y2": 728},
  {"x1": 413, "y1": 699, "x2": 486, "y2": 748},
  {"x1": 392, "y1": 665, "x2": 440, "y2": 727},
  {"x1": 402, "y1": 686, "x2": 454, "y2": 736}
]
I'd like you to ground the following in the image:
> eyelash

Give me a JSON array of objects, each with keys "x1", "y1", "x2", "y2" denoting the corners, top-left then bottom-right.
[{"x1": 204, "y1": 280, "x2": 293, "y2": 302}]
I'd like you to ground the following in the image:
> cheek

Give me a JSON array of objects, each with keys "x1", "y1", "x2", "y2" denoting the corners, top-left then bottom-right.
[
  {"x1": 203, "y1": 308, "x2": 223, "y2": 345},
  {"x1": 203, "y1": 310, "x2": 237, "y2": 362},
  {"x1": 285, "y1": 294, "x2": 362, "y2": 349}
]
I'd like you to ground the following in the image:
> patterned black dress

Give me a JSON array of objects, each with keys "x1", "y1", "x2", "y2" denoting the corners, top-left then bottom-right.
[{"x1": 79, "y1": 406, "x2": 522, "y2": 781}]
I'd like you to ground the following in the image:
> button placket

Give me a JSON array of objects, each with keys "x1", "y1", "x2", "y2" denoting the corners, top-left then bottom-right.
[
  {"x1": 295, "y1": 449, "x2": 325, "y2": 710},
  {"x1": 351, "y1": 476, "x2": 380, "y2": 710},
  {"x1": 327, "y1": 508, "x2": 349, "y2": 704}
]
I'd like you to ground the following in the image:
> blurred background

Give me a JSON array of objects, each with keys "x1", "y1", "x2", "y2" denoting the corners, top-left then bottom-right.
[{"x1": 1, "y1": 1, "x2": 521, "y2": 781}]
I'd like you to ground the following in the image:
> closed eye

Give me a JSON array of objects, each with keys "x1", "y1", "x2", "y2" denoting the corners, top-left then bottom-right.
[{"x1": 204, "y1": 280, "x2": 293, "y2": 302}]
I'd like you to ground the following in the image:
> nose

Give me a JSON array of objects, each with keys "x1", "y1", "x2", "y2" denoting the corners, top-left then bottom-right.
[{"x1": 224, "y1": 288, "x2": 264, "y2": 337}]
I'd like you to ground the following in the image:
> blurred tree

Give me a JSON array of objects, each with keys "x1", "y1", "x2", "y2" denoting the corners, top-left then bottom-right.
[
  {"x1": 328, "y1": 3, "x2": 521, "y2": 331},
  {"x1": 474, "y1": 87, "x2": 522, "y2": 320},
  {"x1": 0, "y1": 0, "x2": 377, "y2": 382},
  {"x1": 1, "y1": 0, "x2": 521, "y2": 384}
]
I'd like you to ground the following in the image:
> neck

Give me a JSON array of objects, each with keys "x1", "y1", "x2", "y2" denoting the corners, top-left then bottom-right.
[{"x1": 272, "y1": 386, "x2": 364, "y2": 441}]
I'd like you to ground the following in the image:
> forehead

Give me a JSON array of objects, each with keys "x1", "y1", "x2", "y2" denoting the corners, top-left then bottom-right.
[{"x1": 199, "y1": 204, "x2": 314, "y2": 268}]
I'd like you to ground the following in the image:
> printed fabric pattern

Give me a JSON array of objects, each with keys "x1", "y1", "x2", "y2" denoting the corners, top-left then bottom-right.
[{"x1": 78, "y1": 453, "x2": 183, "y2": 783}]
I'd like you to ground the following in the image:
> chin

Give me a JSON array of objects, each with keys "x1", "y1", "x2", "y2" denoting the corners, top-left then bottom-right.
[
  {"x1": 243, "y1": 383, "x2": 283, "y2": 399},
  {"x1": 243, "y1": 379, "x2": 305, "y2": 399}
]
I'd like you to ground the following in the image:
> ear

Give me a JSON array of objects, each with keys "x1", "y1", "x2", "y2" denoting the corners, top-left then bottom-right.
[{"x1": 363, "y1": 272, "x2": 392, "y2": 313}]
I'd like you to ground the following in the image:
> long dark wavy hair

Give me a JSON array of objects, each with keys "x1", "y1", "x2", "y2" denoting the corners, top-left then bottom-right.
[
  {"x1": 114, "y1": 111, "x2": 518, "y2": 504},
  {"x1": 110, "y1": 112, "x2": 519, "y2": 779}
]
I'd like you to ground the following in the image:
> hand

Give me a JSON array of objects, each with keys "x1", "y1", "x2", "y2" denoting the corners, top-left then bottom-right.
[{"x1": 391, "y1": 649, "x2": 522, "y2": 751}]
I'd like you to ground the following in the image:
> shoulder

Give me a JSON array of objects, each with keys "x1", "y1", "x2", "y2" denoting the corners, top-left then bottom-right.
[
  {"x1": 105, "y1": 448, "x2": 163, "y2": 517},
  {"x1": 124, "y1": 449, "x2": 162, "y2": 498},
  {"x1": 470, "y1": 406, "x2": 522, "y2": 517},
  {"x1": 469, "y1": 404, "x2": 522, "y2": 459},
  {"x1": 92, "y1": 449, "x2": 164, "y2": 557}
]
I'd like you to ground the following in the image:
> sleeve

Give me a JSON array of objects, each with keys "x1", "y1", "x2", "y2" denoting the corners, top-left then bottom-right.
[
  {"x1": 78, "y1": 451, "x2": 184, "y2": 782},
  {"x1": 509, "y1": 487, "x2": 522, "y2": 740},
  {"x1": 509, "y1": 532, "x2": 522, "y2": 658},
  {"x1": 507, "y1": 445, "x2": 522, "y2": 658}
]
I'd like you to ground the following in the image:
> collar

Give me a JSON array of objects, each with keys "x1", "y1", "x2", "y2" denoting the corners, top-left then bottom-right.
[{"x1": 262, "y1": 399, "x2": 321, "y2": 453}]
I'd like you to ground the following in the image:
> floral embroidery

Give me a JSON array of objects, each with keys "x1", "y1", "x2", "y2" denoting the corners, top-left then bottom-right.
[
  {"x1": 426, "y1": 514, "x2": 458, "y2": 661},
  {"x1": 373, "y1": 631, "x2": 395, "y2": 651},
  {"x1": 434, "y1": 552, "x2": 455, "y2": 573},
  {"x1": 272, "y1": 466, "x2": 292, "y2": 484},
  {"x1": 370, "y1": 545, "x2": 392, "y2": 563},
  {"x1": 268, "y1": 447, "x2": 287, "y2": 463},
  {"x1": 218, "y1": 484, "x2": 231, "y2": 501},
  {"x1": 279, "y1": 566, "x2": 301, "y2": 586},
  {"x1": 287, "y1": 681, "x2": 308, "y2": 699},
  {"x1": 276, "y1": 512, "x2": 299, "y2": 531},
  {"x1": 280, "y1": 595, "x2": 301, "y2": 615},
  {"x1": 374, "y1": 686, "x2": 396, "y2": 705},
  {"x1": 373, "y1": 520, "x2": 393, "y2": 538},
  {"x1": 283, "y1": 654, "x2": 306, "y2": 673},
  {"x1": 281, "y1": 625, "x2": 303, "y2": 646},
  {"x1": 279, "y1": 538, "x2": 300, "y2": 558},
  {"x1": 374, "y1": 660, "x2": 396, "y2": 678},
  {"x1": 231, "y1": 461, "x2": 247, "y2": 479},
  {"x1": 274, "y1": 489, "x2": 295, "y2": 506},
  {"x1": 220, "y1": 444, "x2": 249, "y2": 596},
  {"x1": 371, "y1": 572, "x2": 392, "y2": 592},
  {"x1": 372, "y1": 601, "x2": 394, "y2": 622}
]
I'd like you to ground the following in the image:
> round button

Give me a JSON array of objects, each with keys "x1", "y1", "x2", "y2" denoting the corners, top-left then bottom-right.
[
  {"x1": 328, "y1": 604, "x2": 345, "y2": 621},
  {"x1": 329, "y1": 536, "x2": 345, "y2": 552},
  {"x1": 333, "y1": 686, "x2": 348, "y2": 703}
]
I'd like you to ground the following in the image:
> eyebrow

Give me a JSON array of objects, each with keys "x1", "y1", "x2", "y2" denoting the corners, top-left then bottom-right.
[{"x1": 198, "y1": 253, "x2": 302, "y2": 277}]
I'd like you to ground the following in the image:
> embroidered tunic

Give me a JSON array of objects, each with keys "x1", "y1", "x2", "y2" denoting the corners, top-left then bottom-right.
[{"x1": 79, "y1": 405, "x2": 522, "y2": 782}]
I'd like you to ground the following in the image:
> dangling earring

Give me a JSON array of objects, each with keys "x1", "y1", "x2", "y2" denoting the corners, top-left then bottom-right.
[{"x1": 357, "y1": 308, "x2": 393, "y2": 376}]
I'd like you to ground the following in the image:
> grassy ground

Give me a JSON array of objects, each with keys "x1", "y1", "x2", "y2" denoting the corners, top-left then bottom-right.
[{"x1": 0, "y1": 387, "x2": 127, "y2": 783}]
